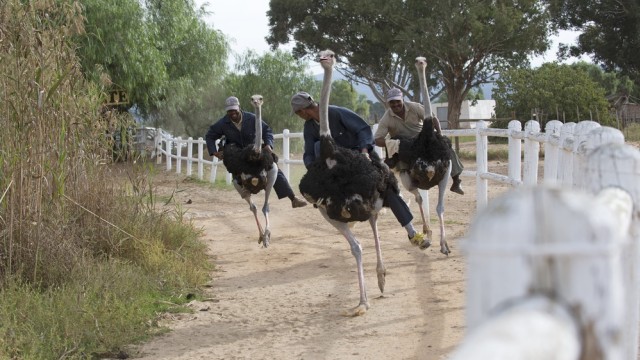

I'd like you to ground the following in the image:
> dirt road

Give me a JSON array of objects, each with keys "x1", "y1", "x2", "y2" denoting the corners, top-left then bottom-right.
[{"x1": 131, "y1": 159, "x2": 509, "y2": 360}]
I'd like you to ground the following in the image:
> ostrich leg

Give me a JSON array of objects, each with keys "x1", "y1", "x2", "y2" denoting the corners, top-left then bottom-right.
[
  {"x1": 319, "y1": 208, "x2": 369, "y2": 316},
  {"x1": 435, "y1": 161, "x2": 452, "y2": 255},
  {"x1": 399, "y1": 172, "x2": 432, "y2": 248},
  {"x1": 368, "y1": 214, "x2": 386, "y2": 293},
  {"x1": 259, "y1": 163, "x2": 278, "y2": 248},
  {"x1": 233, "y1": 181, "x2": 265, "y2": 246},
  {"x1": 435, "y1": 175, "x2": 450, "y2": 255}
]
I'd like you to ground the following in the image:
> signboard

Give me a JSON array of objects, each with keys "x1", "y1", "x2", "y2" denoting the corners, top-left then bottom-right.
[{"x1": 105, "y1": 89, "x2": 128, "y2": 105}]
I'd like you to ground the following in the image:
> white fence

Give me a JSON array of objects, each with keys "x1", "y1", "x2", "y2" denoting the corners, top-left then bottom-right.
[
  {"x1": 152, "y1": 120, "x2": 640, "y2": 358},
  {"x1": 152, "y1": 119, "x2": 625, "y2": 211}
]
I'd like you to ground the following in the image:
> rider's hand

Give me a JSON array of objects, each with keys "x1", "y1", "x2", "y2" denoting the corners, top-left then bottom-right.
[{"x1": 213, "y1": 151, "x2": 224, "y2": 160}]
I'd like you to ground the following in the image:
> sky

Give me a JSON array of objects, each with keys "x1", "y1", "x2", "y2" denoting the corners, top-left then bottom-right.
[{"x1": 195, "y1": 0, "x2": 590, "y2": 75}]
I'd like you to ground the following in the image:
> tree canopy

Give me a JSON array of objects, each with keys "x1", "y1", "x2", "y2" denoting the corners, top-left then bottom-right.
[
  {"x1": 76, "y1": 0, "x2": 228, "y2": 121},
  {"x1": 223, "y1": 50, "x2": 320, "y2": 133},
  {"x1": 492, "y1": 63, "x2": 613, "y2": 125},
  {"x1": 267, "y1": 0, "x2": 554, "y2": 133},
  {"x1": 548, "y1": 0, "x2": 640, "y2": 80}
]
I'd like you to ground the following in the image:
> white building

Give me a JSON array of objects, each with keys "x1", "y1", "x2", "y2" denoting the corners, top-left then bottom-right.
[{"x1": 432, "y1": 99, "x2": 496, "y2": 129}]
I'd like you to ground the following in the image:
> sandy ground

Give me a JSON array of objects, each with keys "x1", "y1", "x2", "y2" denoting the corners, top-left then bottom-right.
[{"x1": 128, "y1": 155, "x2": 512, "y2": 360}]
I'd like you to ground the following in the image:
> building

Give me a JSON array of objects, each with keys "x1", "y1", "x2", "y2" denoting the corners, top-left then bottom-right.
[{"x1": 431, "y1": 99, "x2": 496, "y2": 129}]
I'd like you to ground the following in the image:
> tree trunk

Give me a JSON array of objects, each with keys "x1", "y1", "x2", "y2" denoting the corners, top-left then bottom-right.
[{"x1": 447, "y1": 93, "x2": 463, "y2": 152}]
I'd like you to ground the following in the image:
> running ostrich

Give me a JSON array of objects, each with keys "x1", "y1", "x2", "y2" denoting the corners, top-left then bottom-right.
[
  {"x1": 222, "y1": 94, "x2": 278, "y2": 248},
  {"x1": 299, "y1": 50, "x2": 399, "y2": 316},
  {"x1": 385, "y1": 57, "x2": 452, "y2": 255}
]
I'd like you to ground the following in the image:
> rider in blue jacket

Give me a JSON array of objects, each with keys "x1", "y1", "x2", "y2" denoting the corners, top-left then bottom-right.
[{"x1": 205, "y1": 96, "x2": 307, "y2": 208}]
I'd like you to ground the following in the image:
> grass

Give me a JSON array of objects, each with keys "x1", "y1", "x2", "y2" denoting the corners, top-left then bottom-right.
[
  {"x1": 0, "y1": 2, "x2": 212, "y2": 358},
  {"x1": 623, "y1": 123, "x2": 640, "y2": 142}
]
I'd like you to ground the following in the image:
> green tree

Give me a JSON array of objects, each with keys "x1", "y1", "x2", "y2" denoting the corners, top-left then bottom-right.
[
  {"x1": 328, "y1": 80, "x2": 370, "y2": 120},
  {"x1": 569, "y1": 62, "x2": 637, "y2": 98},
  {"x1": 76, "y1": 0, "x2": 228, "y2": 126},
  {"x1": 267, "y1": 0, "x2": 553, "y2": 150},
  {"x1": 548, "y1": 0, "x2": 640, "y2": 80},
  {"x1": 223, "y1": 50, "x2": 320, "y2": 133},
  {"x1": 493, "y1": 63, "x2": 613, "y2": 125}
]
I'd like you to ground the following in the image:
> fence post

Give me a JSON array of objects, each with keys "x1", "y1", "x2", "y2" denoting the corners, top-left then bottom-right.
[
  {"x1": 571, "y1": 121, "x2": 600, "y2": 188},
  {"x1": 543, "y1": 120, "x2": 563, "y2": 185},
  {"x1": 175, "y1": 137, "x2": 182, "y2": 175},
  {"x1": 507, "y1": 120, "x2": 522, "y2": 183},
  {"x1": 557, "y1": 122, "x2": 576, "y2": 186},
  {"x1": 155, "y1": 130, "x2": 162, "y2": 164},
  {"x1": 165, "y1": 136, "x2": 172, "y2": 171},
  {"x1": 461, "y1": 185, "x2": 633, "y2": 359},
  {"x1": 197, "y1": 138, "x2": 204, "y2": 180},
  {"x1": 282, "y1": 129, "x2": 291, "y2": 181},
  {"x1": 584, "y1": 140, "x2": 640, "y2": 360},
  {"x1": 523, "y1": 120, "x2": 541, "y2": 185},
  {"x1": 475, "y1": 120, "x2": 488, "y2": 210},
  {"x1": 186, "y1": 137, "x2": 193, "y2": 177}
]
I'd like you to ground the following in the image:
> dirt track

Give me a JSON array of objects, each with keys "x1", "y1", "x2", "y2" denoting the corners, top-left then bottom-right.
[{"x1": 130, "y1": 157, "x2": 511, "y2": 360}]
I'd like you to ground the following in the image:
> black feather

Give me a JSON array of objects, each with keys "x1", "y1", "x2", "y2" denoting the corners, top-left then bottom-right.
[
  {"x1": 223, "y1": 144, "x2": 275, "y2": 194},
  {"x1": 384, "y1": 117, "x2": 452, "y2": 190},
  {"x1": 300, "y1": 136, "x2": 398, "y2": 222}
]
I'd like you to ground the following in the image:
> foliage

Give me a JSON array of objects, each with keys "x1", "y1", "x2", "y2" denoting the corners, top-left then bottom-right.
[
  {"x1": 76, "y1": 0, "x2": 229, "y2": 125},
  {"x1": 267, "y1": 0, "x2": 553, "y2": 134},
  {"x1": 0, "y1": 1, "x2": 210, "y2": 357},
  {"x1": 434, "y1": 86, "x2": 485, "y2": 103},
  {"x1": 548, "y1": 0, "x2": 640, "y2": 81},
  {"x1": 330, "y1": 80, "x2": 371, "y2": 121},
  {"x1": 492, "y1": 63, "x2": 614, "y2": 125},
  {"x1": 569, "y1": 62, "x2": 638, "y2": 98},
  {"x1": 222, "y1": 50, "x2": 320, "y2": 133}
]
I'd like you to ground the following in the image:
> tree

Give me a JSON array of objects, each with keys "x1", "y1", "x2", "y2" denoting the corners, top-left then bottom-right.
[
  {"x1": 76, "y1": 0, "x2": 228, "y2": 124},
  {"x1": 223, "y1": 50, "x2": 320, "y2": 133},
  {"x1": 548, "y1": 0, "x2": 640, "y2": 80},
  {"x1": 267, "y1": 0, "x2": 554, "y2": 150},
  {"x1": 330, "y1": 80, "x2": 371, "y2": 120},
  {"x1": 569, "y1": 62, "x2": 637, "y2": 98},
  {"x1": 492, "y1": 63, "x2": 614, "y2": 125}
]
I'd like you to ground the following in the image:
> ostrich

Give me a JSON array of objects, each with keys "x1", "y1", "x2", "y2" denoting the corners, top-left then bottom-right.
[
  {"x1": 386, "y1": 57, "x2": 452, "y2": 255},
  {"x1": 222, "y1": 94, "x2": 278, "y2": 248},
  {"x1": 299, "y1": 50, "x2": 399, "y2": 316}
]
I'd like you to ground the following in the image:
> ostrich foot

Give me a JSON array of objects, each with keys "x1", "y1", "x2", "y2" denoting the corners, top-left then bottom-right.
[
  {"x1": 440, "y1": 241, "x2": 450, "y2": 256},
  {"x1": 258, "y1": 229, "x2": 271, "y2": 248},
  {"x1": 342, "y1": 302, "x2": 369, "y2": 317},
  {"x1": 410, "y1": 232, "x2": 431, "y2": 249},
  {"x1": 377, "y1": 267, "x2": 386, "y2": 293}
]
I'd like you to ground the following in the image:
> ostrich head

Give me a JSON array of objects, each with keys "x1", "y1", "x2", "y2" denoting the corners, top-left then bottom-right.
[
  {"x1": 250, "y1": 94, "x2": 264, "y2": 108},
  {"x1": 319, "y1": 50, "x2": 336, "y2": 69},
  {"x1": 415, "y1": 56, "x2": 427, "y2": 70}
]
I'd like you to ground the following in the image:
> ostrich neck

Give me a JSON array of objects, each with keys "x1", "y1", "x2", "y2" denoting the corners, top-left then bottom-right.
[
  {"x1": 418, "y1": 67, "x2": 432, "y2": 117},
  {"x1": 320, "y1": 66, "x2": 332, "y2": 136},
  {"x1": 254, "y1": 106, "x2": 262, "y2": 152}
]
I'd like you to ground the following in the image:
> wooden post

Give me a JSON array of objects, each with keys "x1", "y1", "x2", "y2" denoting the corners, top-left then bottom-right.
[
  {"x1": 583, "y1": 140, "x2": 640, "y2": 360},
  {"x1": 282, "y1": 129, "x2": 291, "y2": 181},
  {"x1": 523, "y1": 120, "x2": 540, "y2": 185},
  {"x1": 186, "y1": 137, "x2": 193, "y2": 177},
  {"x1": 507, "y1": 120, "x2": 522, "y2": 183},
  {"x1": 461, "y1": 185, "x2": 633, "y2": 359},
  {"x1": 475, "y1": 120, "x2": 488, "y2": 210},
  {"x1": 557, "y1": 122, "x2": 576, "y2": 186},
  {"x1": 197, "y1": 138, "x2": 204, "y2": 180},
  {"x1": 543, "y1": 120, "x2": 563, "y2": 185},
  {"x1": 571, "y1": 121, "x2": 600, "y2": 188}
]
